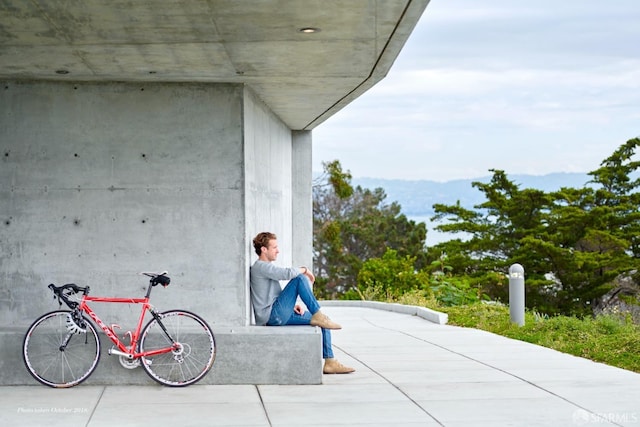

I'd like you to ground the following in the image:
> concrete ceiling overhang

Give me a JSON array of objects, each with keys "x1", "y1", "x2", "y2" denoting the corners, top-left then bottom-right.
[{"x1": 0, "y1": 0, "x2": 429, "y2": 130}]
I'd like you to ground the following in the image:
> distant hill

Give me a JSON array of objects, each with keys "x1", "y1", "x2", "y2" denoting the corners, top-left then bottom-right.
[{"x1": 352, "y1": 172, "x2": 591, "y2": 217}]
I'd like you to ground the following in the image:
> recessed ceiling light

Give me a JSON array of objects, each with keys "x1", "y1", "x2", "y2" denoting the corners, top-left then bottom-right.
[{"x1": 299, "y1": 27, "x2": 320, "y2": 33}]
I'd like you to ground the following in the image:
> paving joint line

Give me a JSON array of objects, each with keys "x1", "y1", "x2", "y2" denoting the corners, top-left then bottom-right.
[
  {"x1": 333, "y1": 342, "x2": 445, "y2": 427},
  {"x1": 86, "y1": 385, "x2": 106, "y2": 427},
  {"x1": 255, "y1": 384, "x2": 273, "y2": 427},
  {"x1": 359, "y1": 316, "x2": 624, "y2": 427}
]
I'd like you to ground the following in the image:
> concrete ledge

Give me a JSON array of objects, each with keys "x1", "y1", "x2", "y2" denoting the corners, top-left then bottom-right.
[
  {"x1": 210, "y1": 326, "x2": 323, "y2": 385},
  {"x1": 1, "y1": 325, "x2": 322, "y2": 386},
  {"x1": 321, "y1": 300, "x2": 448, "y2": 325}
]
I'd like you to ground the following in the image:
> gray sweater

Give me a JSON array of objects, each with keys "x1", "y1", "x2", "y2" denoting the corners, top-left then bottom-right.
[{"x1": 250, "y1": 260, "x2": 299, "y2": 325}]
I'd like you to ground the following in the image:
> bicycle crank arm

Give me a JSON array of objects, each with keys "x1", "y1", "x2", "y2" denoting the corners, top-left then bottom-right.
[{"x1": 108, "y1": 348, "x2": 134, "y2": 359}]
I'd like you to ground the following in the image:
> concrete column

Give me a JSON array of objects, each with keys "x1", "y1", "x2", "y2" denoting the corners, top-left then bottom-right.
[{"x1": 291, "y1": 130, "x2": 313, "y2": 270}]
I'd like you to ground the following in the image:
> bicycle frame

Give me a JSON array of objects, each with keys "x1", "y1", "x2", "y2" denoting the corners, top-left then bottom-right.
[{"x1": 78, "y1": 293, "x2": 177, "y2": 359}]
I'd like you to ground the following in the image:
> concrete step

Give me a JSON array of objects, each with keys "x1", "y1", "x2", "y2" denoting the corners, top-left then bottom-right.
[{"x1": 1, "y1": 325, "x2": 322, "y2": 386}]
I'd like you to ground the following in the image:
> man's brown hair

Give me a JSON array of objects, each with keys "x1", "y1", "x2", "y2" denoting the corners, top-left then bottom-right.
[{"x1": 253, "y1": 232, "x2": 276, "y2": 256}]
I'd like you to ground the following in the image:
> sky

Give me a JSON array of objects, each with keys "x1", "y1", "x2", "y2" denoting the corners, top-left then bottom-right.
[{"x1": 312, "y1": 0, "x2": 640, "y2": 182}]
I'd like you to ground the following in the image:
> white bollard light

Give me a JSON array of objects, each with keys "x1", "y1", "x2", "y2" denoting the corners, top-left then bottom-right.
[{"x1": 509, "y1": 263, "x2": 525, "y2": 326}]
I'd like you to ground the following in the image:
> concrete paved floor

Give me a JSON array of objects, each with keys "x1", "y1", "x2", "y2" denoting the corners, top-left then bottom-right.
[{"x1": 2, "y1": 305, "x2": 639, "y2": 426}]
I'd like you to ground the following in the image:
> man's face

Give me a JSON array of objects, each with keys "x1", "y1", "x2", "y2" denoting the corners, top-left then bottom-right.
[{"x1": 262, "y1": 239, "x2": 279, "y2": 262}]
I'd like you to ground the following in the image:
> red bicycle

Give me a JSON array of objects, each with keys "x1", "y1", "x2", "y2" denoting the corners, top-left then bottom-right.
[{"x1": 22, "y1": 272, "x2": 216, "y2": 388}]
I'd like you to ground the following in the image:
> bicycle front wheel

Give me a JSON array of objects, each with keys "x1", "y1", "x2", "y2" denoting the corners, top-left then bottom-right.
[
  {"x1": 139, "y1": 310, "x2": 215, "y2": 387},
  {"x1": 23, "y1": 310, "x2": 101, "y2": 388}
]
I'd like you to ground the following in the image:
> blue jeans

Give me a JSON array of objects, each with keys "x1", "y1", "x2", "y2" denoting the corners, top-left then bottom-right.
[{"x1": 267, "y1": 275, "x2": 334, "y2": 359}]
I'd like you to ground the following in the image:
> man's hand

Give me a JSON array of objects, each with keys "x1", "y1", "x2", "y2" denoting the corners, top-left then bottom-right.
[
  {"x1": 294, "y1": 304, "x2": 305, "y2": 315},
  {"x1": 301, "y1": 266, "x2": 315, "y2": 284}
]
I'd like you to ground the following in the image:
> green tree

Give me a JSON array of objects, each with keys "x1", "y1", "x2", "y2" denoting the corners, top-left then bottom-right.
[
  {"x1": 313, "y1": 160, "x2": 427, "y2": 298},
  {"x1": 587, "y1": 137, "x2": 640, "y2": 258},
  {"x1": 542, "y1": 138, "x2": 640, "y2": 313},
  {"x1": 429, "y1": 138, "x2": 640, "y2": 316}
]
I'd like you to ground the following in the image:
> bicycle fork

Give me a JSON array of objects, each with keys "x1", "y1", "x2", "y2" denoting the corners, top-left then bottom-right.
[
  {"x1": 59, "y1": 310, "x2": 89, "y2": 352},
  {"x1": 59, "y1": 331, "x2": 90, "y2": 352}
]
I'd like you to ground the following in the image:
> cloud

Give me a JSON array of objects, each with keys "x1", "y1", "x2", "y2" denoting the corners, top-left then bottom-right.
[{"x1": 313, "y1": 0, "x2": 640, "y2": 181}]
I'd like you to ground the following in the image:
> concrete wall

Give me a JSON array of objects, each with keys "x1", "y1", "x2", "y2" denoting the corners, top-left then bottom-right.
[
  {"x1": 243, "y1": 86, "x2": 294, "y2": 256},
  {"x1": 0, "y1": 80, "x2": 297, "y2": 330},
  {"x1": 243, "y1": 86, "x2": 295, "y2": 283}
]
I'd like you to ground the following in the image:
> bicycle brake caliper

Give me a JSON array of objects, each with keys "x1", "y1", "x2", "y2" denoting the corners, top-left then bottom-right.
[{"x1": 66, "y1": 310, "x2": 87, "y2": 334}]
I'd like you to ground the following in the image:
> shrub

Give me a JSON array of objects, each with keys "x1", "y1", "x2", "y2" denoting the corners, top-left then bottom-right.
[{"x1": 352, "y1": 249, "x2": 428, "y2": 300}]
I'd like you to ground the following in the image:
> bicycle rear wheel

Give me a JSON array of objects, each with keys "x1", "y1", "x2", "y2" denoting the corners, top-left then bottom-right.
[
  {"x1": 139, "y1": 310, "x2": 215, "y2": 387},
  {"x1": 23, "y1": 310, "x2": 101, "y2": 388}
]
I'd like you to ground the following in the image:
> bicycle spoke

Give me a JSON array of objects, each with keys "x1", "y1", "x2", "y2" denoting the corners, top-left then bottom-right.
[
  {"x1": 139, "y1": 310, "x2": 215, "y2": 386},
  {"x1": 23, "y1": 311, "x2": 101, "y2": 388}
]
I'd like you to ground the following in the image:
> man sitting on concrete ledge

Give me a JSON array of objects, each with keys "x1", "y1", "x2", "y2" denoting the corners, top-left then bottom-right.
[{"x1": 250, "y1": 232, "x2": 355, "y2": 375}]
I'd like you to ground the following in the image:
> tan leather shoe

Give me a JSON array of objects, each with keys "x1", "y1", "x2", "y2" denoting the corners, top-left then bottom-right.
[
  {"x1": 323, "y1": 358, "x2": 355, "y2": 374},
  {"x1": 310, "y1": 311, "x2": 342, "y2": 330}
]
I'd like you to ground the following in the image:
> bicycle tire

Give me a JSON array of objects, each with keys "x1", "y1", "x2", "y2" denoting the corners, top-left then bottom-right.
[
  {"x1": 139, "y1": 309, "x2": 215, "y2": 387},
  {"x1": 23, "y1": 310, "x2": 101, "y2": 388},
  {"x1": 139, "y1": 310, "x2": 216, "y2": 387}
]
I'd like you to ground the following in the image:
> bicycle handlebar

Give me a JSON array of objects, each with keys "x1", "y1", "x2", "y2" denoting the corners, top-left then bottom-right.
[{"x1": 48, "y1": 283, "x2": 89, "y2": 310}]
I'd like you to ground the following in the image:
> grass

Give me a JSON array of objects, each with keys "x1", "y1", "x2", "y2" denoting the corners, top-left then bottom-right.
[{"x1": 395, "y1": 293, "x2": 640, "y2": 373}]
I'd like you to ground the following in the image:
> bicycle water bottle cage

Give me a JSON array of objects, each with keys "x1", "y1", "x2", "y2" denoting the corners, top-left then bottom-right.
[{"x1": 152, "y1": 275, "x2": 170, "y2": 287}]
